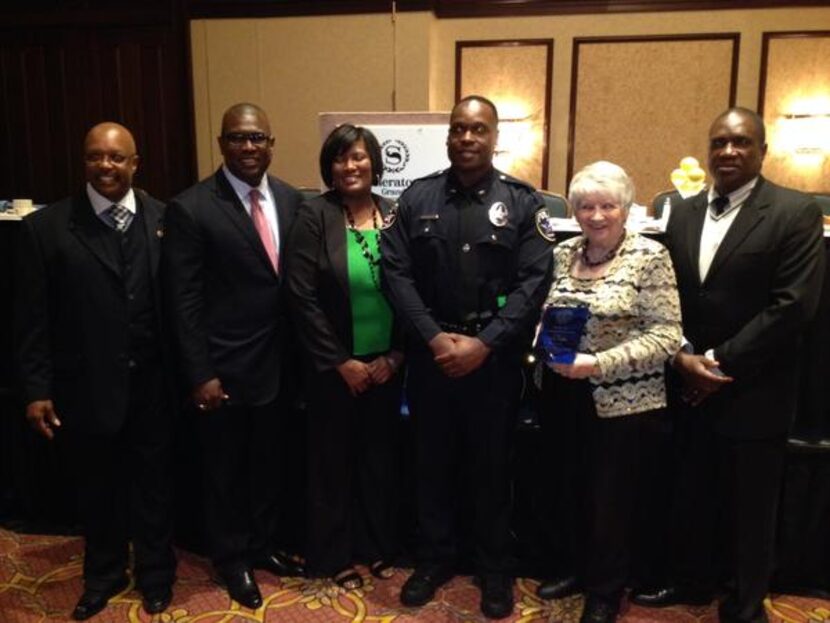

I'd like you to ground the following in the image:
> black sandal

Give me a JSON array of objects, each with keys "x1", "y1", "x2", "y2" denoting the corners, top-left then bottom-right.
[
  {"x1": 334, "y1": 567, "x2": 363, "y2": 591},
  {"x1": 369, "y1": 560, "x2": 395, "y2": 579}
]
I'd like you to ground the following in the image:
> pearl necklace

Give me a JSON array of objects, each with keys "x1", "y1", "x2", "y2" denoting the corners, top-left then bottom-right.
[{"x1": 581, "y1": 232, "x2": 625, "y2": 267}]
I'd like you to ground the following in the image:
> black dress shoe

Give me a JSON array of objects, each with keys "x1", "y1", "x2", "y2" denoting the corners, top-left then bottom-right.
[
  {"x1": 630, "y1": 585, "x2": 712, "y2": 607},
  {"x1": 476, "y1": 573, "x2": 514, "y2": 619},
  {"x1": 537, "y1": 575, "x2": 581, "y2": 600},
  {"x1": 72, "y1": 577, "x2": 129, "y2": 620},
  {"x1": 253, "y1": 551, "x2": 305, "y2": 577},
  {"x1": 400, "y1": 564, "x2": 454, "y2": 607},
  {"x1": 141, "y1": 585, "x2": 173, "y2": 614},
  {"x1": 217, "y1": 569, "x2": 262, "y2": 609},
  {"x1": 580, "y1": 596, "x2": 619, "y2": 623}
]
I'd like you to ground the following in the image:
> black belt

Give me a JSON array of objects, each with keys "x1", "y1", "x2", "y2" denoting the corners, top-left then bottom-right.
[{"x1": 437, "y1": 312, "x2": 494, "y2": 336}]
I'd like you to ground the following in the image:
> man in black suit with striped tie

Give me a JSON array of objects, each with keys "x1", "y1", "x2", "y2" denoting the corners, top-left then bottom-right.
[{"x1": 16, "y1": 122, "x2": 176, "y2": 619}]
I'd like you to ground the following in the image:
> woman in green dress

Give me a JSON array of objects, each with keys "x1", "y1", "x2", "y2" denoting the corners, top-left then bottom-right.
[{"x1": 286, "y1": 124, "x2": 403, "y2": 590}]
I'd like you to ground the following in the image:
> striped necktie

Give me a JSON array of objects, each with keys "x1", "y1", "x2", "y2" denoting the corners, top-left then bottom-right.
[{"x1": 108, "y1": 204, "x2": 132, "y2": 232}]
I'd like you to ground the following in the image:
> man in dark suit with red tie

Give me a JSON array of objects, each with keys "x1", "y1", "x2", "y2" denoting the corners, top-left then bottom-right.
[
  {"x1": 632, "y1": 108, "x2": 825, "y2": 622},
  {"x1": 16, "y1": 122, "x2": 176, "y2": 619},
  {"x1": 162, "y1": 102, "x2": 304, "y2": 608}
]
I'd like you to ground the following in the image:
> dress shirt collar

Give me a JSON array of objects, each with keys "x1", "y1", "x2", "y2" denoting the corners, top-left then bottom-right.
[
  {"x1": 222, "y1": 164, "x2": 270, "y2": 206},
  {"x1": 86, "y1": 182, "x2": 136, "y2": 217},
  {"x1": 706, "y1": 176, "x2": 758, "y2": 220}
]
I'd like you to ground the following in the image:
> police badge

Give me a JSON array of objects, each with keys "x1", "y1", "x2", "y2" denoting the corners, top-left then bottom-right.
[{"x1": 488, "y1": 202, "x2": 509, "y2": 227}]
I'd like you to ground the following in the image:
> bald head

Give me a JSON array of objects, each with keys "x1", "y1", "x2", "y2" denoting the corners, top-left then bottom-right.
[
  {"x1": 85, "y1": 122, "x2": 137, "y2": 154},
  {"x1": 83, "y1": 122, "x2": 139, "y2": 202}
]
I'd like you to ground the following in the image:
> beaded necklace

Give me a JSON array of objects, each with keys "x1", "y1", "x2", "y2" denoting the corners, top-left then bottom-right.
[
  {"x1": 580, "y1": 231, "x2": 626, "y2": 267},
  {"x1": 343, "y1": 202, "x2": 382, "y2": 290}
]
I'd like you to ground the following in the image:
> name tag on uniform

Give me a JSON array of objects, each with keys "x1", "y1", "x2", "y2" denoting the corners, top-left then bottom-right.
[{"x1": 418, "y1": 214, "x2": 440, "y2": 220}]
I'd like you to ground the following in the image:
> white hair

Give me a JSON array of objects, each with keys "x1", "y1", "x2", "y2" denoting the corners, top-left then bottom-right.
[{"x1": 568, "y1": 161, "x2": 635, "y2": 211}]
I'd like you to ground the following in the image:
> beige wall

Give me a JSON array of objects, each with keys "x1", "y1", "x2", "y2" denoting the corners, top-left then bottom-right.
[
  {"x1": 190, "y1": 12, "x2": 433, "y2": 185},
  {"x1": 191, "y1": 7, "x2": 830, "y2": 196}
]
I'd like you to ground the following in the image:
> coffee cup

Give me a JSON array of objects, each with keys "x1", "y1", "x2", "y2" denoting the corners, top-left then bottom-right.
[{"x1": 12, "y1": 198, "x2": 34, "y2": 215}]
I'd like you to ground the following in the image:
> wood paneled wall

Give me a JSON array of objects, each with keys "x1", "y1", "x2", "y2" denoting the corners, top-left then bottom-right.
[{"x1": 569, "y1": 35, "x2": 738, "y2": 202}]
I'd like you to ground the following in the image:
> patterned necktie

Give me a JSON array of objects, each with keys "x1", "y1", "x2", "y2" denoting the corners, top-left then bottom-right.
[
  {"x1": 711, "y1": 195, "x2": 730, "y2": 216},
  {"x1": 249, "y1": 189, "x2": 278, "y2": 271},
  {"x1": 108, "y1": 204, "x2": 132, "y2": 232}
]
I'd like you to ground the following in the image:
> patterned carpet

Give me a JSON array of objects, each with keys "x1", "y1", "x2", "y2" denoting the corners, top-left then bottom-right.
[{"x1": 1, "y1": 528, "x2": 829, "y2": 623}]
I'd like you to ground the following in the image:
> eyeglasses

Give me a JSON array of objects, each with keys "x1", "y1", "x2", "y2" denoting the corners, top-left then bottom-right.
[
  {"x1": 85, "y1": 153, "x2": 133, "y2": 165},
  {"x1": 222, "y1": 132, "x2": 272, "y2": 146}
]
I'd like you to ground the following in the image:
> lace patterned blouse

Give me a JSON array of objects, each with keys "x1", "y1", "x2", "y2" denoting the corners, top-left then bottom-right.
[{"x1": 544, "y1": 231, "x2": 682, "y2": 417}]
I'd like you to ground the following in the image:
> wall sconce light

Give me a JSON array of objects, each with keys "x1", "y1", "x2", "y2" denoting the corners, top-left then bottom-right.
[
  {"x1": 492, "y1": 99, "x2": 543, "y2": 178},
  {"x1": 456, "y1": 39, "x2": 552, "y2": 188},
  {"x1": 777, "y1": 99, "x2": 830, "y2": 167}
]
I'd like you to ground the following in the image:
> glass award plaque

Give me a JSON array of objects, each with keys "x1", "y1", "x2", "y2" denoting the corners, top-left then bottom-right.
[{"x1": 534, "y1": 305, "x2": 590, "y2": 364}]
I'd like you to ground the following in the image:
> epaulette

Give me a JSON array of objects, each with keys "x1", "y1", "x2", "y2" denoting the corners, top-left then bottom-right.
[
  {"x1": 399, "y1": 169, "x2": 447, "y2": 200},
  {"x1": 494, "y1": 169, "x2": 536, "y2": 192},
  {"x1": 407, "y1": 169, "x2": 446, "y2": 187}
]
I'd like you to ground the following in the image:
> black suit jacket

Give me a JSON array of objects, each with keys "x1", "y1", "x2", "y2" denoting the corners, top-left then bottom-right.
[
  {"x1": 286, "y1": 191, "x2": 400, "y2": 373},
  {"x1": 664, "y1": 176, "x2": 825, "y2": 438},
  {"x1": 15, "y1": 189, "x2": 166, "y2": 435},
  {"x1": 162, "y1": 168, "x2": 301, "y2": 406}
]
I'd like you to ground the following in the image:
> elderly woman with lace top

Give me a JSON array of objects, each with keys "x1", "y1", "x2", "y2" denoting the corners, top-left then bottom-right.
[{"x1": 535, "y1": 161, "x2": 682, "y2": 623}]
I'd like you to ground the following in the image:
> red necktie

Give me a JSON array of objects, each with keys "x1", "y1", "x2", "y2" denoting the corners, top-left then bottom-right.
[{"x1": 249, "y1": 189, "x2": 278, "y2": 272}]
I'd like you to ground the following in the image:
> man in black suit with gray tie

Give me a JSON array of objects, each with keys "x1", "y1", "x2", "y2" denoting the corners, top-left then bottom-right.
[
  {"x1": 162, "y1": 102, "x2": 304, "y2": 609},
  {"x1": 632, "y1": 107, "x2": 824, "y2": 623},
  {"x1": 16, "y1": 122, "x2": 176, "y2": 620}
]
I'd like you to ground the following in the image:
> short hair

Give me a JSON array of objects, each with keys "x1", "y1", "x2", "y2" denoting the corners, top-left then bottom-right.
[
  {"x1": 220, "y1": 102, "x2": 269, "y2": 135},
  {"x1": 453, "y1": 95, "x2": 499, "y2": 123},
  {"x1": 319, "y1": 124, "x2": 384, "y2": 189},
  {"x1": 568, "y1": 161, "x2": 635, "y2": 211},
  {"x1": 711, "y1": 106, "x2": 766, "y2": 145}
]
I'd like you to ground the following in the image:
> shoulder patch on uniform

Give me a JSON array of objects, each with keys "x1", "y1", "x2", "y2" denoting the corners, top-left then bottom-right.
[
  {"x1": 535, "y1": 208, "x2": 557, "y2": 242},
  {"x1": 380, "y1": 202, "x2": 398, "y2": 230}
]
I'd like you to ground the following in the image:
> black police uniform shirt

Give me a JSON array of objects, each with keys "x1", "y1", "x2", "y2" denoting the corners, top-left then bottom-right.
[{"x1": 380, "y1": 167, "x2": 554, "y2": 355}]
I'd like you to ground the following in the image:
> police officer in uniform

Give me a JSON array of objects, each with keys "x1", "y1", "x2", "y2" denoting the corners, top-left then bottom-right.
[{"x1": 381, "y1": 95, "x2": 554, "y2": 619}]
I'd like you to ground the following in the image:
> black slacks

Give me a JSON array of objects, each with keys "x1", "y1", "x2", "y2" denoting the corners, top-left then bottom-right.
[
  {"x1": 539, "y1": 370, "x2": 663, "y2": 601},
  {"x1": 72, "y1": 362, "x2": 175, "y2": 592},
  {"x1": 196, "y1": 399, "x2": 287, "y2": 574},
  {"x1": 672, "y1": 404, "x2": 786, "y2": 623},
  {"x1": 305, "y1": 363, "x2": 402, "y2": 576},
  {"x1": 406, "y1": 348, "x2": 521, "y2": 574}
]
